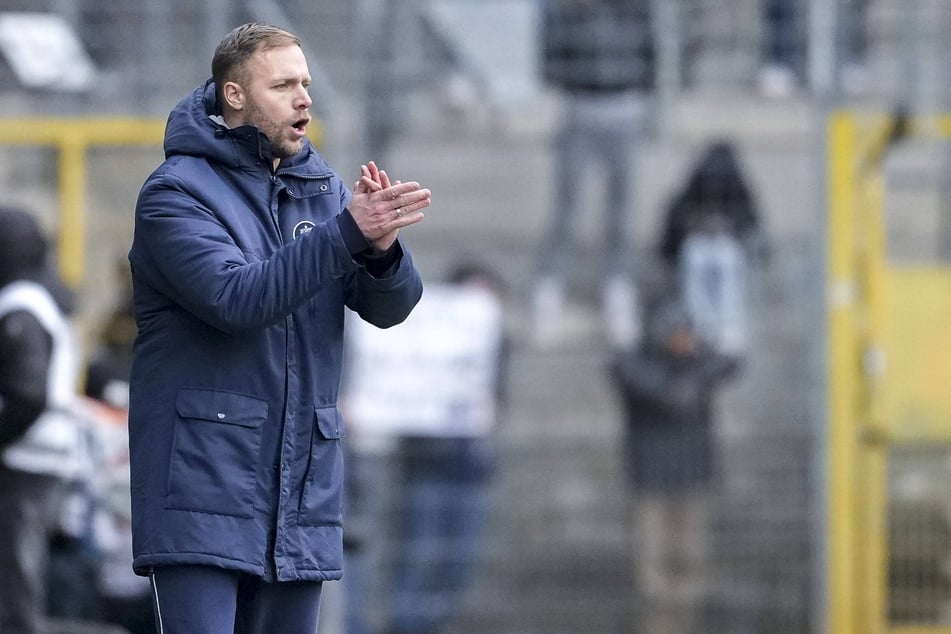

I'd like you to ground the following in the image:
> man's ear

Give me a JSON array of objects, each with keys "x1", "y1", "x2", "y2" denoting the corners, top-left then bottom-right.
[{"x1": 222, "y1": 81, "x2": 245, "y2": 111}]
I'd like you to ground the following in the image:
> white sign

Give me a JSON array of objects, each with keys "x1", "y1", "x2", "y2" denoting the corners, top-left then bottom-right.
[
  {"x1": 343, "y1": 284, "x2": 503, "y2": 438},
  {"x1": 0, "y1": 13, "x2": 97, "y2": 91}
]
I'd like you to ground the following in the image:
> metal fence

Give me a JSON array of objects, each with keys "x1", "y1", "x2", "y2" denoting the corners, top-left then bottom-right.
[
  {"x1": 1, "y1": 1, "x2": 949, "y2": 113},
  {"x1": 2, "y1": 2, "x2": 951, "y2": 634}
]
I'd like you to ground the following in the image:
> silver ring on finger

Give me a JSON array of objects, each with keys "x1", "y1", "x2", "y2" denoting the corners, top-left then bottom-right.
[{"x1": 395, "y1": 207, "x2": 404, "y2": 217}]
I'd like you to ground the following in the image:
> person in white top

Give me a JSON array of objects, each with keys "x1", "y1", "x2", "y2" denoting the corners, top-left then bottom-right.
[{"x1": 0, "y1": 206, "x2": 83, "y2": 634}]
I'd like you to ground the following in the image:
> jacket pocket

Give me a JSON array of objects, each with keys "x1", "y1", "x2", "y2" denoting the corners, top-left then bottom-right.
[
  {"x1": 298, "y1": 405, "x2": 344, "y2": 526},
  {"x1": 166, "y1": 389, "x2": 268, "y2": 518}
]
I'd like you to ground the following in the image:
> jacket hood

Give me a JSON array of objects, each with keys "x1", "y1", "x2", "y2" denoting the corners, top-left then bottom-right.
[
  {"x1": 163, "y1": 80, "x2": 320, "y2": 172},
  {"x1": 0, "y1": 207, "x2": 48, "y2": 285}
]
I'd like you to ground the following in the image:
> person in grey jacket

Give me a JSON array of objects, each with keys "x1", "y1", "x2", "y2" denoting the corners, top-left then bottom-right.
[{"x1": 127, "y1": 22, "x2": 430, "y2": 634}]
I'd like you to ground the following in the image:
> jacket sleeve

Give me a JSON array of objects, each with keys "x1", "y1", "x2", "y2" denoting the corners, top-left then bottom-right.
[
  {"x1": 132, "y1": 172, "x2": 420, "y2": 335},
  {"x1": 610, "y1": 350, "x2": 706, "y2": 417},
  {"x1": 345, "y1": 242, "x2": 423, "y2": 329},
  {"x1": 0, "y1": 311, "x2": 51, "y2": 448}
]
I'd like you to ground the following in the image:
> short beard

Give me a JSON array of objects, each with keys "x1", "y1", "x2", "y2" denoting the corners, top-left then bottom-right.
[
  {"x1": 244, "y1": 99, "x2": 304, "y2": 159},
  {"x1": 271, "y1": 137, "x2": 305, "y2": 159}
]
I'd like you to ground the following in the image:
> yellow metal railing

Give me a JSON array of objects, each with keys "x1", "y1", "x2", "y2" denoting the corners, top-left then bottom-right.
[
  {"x1": 827, "y1": 110, "x2": 864, "y2": 634},
  {"x1": 0, "y1": 118, "x2": 166, "y2": 286},
  {"x1": 827, "y1": 111, "x2": 951, "y2": 634},
  {"x1": 0, "y1": 117, "x2": 322, "y2": 287}
]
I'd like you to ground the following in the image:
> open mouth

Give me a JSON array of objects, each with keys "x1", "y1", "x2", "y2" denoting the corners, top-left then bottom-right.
[{"x1": 292, "y1": 117, "x2": 309, "y2": 134}]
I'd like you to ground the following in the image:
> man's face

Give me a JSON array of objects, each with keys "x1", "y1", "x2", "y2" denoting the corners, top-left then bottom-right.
[{"x1": 239, "y1": 44, "x2": 313, "y2": 159}]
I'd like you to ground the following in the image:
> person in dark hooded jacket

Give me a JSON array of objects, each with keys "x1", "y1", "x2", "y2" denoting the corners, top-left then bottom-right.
[
  {"x1": 0, "y1": 206, "x2": 84, "y2": 634},
  {"x1": 658, "y1": 140, "x2": 769, "y2": 356},
  {"x1": 659, "y1": 141, "x2": 765, "y2": 267},
  {"x1": 609, "y1": 295, "x2": 739, "y2": 632},
  {"x1": 127, "y1": 22, "x2": 431, "y2": 634}
]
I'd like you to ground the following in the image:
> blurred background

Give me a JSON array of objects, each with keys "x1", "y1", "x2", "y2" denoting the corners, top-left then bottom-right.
[{"x1": 2, "y1": 1, "x2": 951, "y2": 633}]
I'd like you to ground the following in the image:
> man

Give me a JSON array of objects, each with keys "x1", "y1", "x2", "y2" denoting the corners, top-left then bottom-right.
[
  {"x1": 0, "y1": 207, "x2": 84, "y2": 633},
  {"x1": 533, "y1": 0, "x2": 655, "y2": 349},
  {"x1": 127, "y1": 23, "x2": 431, "y2": 634}
]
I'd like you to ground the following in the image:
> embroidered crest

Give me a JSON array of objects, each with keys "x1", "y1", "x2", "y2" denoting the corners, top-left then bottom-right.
[{"x1": 293, "y1": 221, "x2": 316, "y2": 239}]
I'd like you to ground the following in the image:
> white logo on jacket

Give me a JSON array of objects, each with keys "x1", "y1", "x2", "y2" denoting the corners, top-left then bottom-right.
[{"x1": 293, "y1": 221, "x2": 315, "y2": 239}]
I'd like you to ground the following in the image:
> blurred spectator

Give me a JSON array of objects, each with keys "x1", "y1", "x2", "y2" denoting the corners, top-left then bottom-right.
[
  {"x1": 45, "y1": 416, "x2": 106, "y2": 625},
  {"x1": 339, "y1": 437, "x2": 384, "y2": 634},
  {"x1": 659, "y1": 140, "x2": 768, "y2": 357},
  {"x1": 0, "y1": 206, "x2": 85, "y2": 633},
  {"x1": 84, "y1": 260, "x2": 135, "y2": 411},
  {"x1": 533, "y1": 0, "x2": 656, "y2": 349},
  {"x1": 47, "y1": 260, "x2": 138, "y2": 627},
  {"x1": 341, "y1": 260, "x2": 508, "y2": 634},
  {"x1": 386, "y1": 263, "x2": 508, "y2": 634},
  {"x1": 609, "y1": 295, "x2": 740, "y2": 634},
  {"x1": 82, "y1": 267, "x2": 153, "y2": 634},
  {"x1": 759, "y1": 0, "x2": 870, "y2": 97}
]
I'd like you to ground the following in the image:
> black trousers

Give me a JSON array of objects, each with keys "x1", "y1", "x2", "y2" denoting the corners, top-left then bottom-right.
[{"x1": 149, "y1": 565, "x2": 323, "y2": 634}]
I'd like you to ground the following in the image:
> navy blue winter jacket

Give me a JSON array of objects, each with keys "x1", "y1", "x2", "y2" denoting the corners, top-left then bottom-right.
[{"x1": 127, "y1": 81, "x2": 423, "y2": 582}]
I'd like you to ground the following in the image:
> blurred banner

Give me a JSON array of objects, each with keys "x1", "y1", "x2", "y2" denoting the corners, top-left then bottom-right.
[{"x1": 344, "y1": 283, "x2": 503, "y2": 438}]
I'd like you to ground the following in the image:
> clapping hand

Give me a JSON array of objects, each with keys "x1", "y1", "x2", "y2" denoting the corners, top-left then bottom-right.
[{"x1": 349, "y1": 161, "x2": 431, "y2": 251}]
